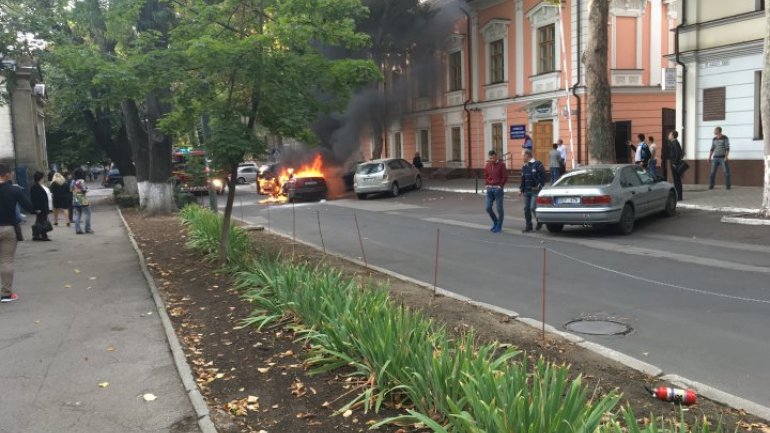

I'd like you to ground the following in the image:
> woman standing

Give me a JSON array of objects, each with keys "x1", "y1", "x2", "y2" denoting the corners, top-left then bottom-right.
[
  {"x1": 647, "y1": 136, "x2": 658, "y2": 178},
  {"x1": 30, "y1": 171, "x2": 51, "y2": 241},
  {"x1": 50, "y1": 172, "x2": 73, "y2": 226},
  {"x1": 71, "y1": 178, "x2": 93, "y2": 234}
]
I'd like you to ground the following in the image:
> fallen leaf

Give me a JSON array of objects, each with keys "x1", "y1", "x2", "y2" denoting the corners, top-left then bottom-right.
[
  {"x1": 296, "y1": 412, "x2": 315, "y2": 419},
  {"x1": 107, "y1": 346, "x2": 115, "y2": 352},
  {"x1": 98, "y1": 382, "x2": 110, "y2": 388},
  {"x1": 89, "y1": 277, "x2": 97, "y2": 280},
  {"x1": 74, "y1": 269, "x2": 80, "y2": 273},
  {"x1": 142, "y1": 393, "x2": 157, "y2": 402},
  {"x1": 342, "y1": 409, "x2": 353, "y2": 418},
  {"x1": 257, "y1": 367, "x2": 270, "y2": 374},
  {"x1": 64, "y1": 284, "x2": 72, "y2": 288}
]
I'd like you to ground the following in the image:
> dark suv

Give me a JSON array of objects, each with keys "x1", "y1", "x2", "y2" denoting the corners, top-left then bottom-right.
[{"x1": 102, "y1": 169, "x2": 124, "y2": 187}]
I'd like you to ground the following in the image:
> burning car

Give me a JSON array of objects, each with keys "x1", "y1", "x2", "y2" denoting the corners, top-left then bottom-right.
[{"x1": 258, "y1": 155, "x2": 328, "y2": 202}]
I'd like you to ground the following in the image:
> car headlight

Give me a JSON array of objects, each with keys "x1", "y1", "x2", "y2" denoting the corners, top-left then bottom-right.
[{"x1": 211, "y1": 179, "x2": 223, "y2": 188}]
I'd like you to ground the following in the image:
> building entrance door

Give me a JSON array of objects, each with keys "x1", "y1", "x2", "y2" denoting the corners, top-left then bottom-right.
[
  {"x1": 533, "y1": 120, "x2": 553, "y2": 165},
  {"x1": 661, "y1": 108, "x2": 676, "y2": 180},
  {"x1": 613, "y1": 120, "x2": 632, "y2": 163}
]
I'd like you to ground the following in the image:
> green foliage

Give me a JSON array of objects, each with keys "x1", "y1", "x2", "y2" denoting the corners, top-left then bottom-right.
[
  {"x1": 178, "y1": 206, "x2": 721, "y2": 433},
  {"x1": 174, "y1": 192, "x2": 199, "y2": 209},
  {"x1": 178, "y1": 205, "x2": 251, "y2": 268},
  {"x1": 114, "y1": 193, "x2": 140, "y2": 208}
]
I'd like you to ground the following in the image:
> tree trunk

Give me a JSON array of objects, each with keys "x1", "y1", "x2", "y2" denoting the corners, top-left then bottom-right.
[
  {"x1": 82, "y1": 109, "x2": 134, "y2": 177},
  {"x1": 761, "y1": 6, "x2": 770, "y2": 217},
  {"x1": 585, "y1": 0, "x2": 615, "y2": 164},
  {"x1": 218, "y1": 162, "x2": 239, "y2": 266},
  {"x1": 142, "y1": 91, "x2": 175, "y2": 214},
  {"x1": 370, "y1": 118, "x2": 384, "y2": 159}
]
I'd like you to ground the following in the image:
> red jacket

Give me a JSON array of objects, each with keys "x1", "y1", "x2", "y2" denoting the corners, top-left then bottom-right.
[{"x1": 484, "y1": 160, "x2": 508, "y2": 187}]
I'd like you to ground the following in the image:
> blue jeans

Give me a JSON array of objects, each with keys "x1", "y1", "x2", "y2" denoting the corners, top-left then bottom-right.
[
  {"x1": 648, "y1": 159, "x2": 658, "y2": 178},
  {"x1": 550, "y1": 167, "x2": 561, "y2": 184},
  {"x1": 74, "y1": 206, "x2": 92, "y2": 233},
  {"x1": 485, "y1": 188, "x2": 504, "y2": 226},
  {"x1": 523, "y1": 192, "x2": 537, "y2": 229},
  {"x1": 709, "y1": 157, "x2": 731, "y2": 188}
]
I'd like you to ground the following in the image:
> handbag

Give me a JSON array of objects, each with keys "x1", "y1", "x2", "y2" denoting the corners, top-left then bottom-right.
[
  {"x1": 675, "y1": 161, "x2": 690, "y2": 175},
  {"x1": 42, "y1": 220, "x2": 53, "y2": 233}
]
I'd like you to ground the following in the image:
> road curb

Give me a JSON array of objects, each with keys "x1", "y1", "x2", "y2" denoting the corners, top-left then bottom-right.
[
  {"x1": 245, "y1": 217, "x2": 770, "y2": 422},
  {"x1": 721, "y1": 214, "x2": 770, "y2": 226},
  {"x1": 117, "y1": 208, "x2": 218, "y2": 433}
]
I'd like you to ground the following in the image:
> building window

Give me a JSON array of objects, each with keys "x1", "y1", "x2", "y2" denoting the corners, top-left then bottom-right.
[
  {"x1": 450, "y1": 127, "x2": 462, "y2": 161},
  {"x1": 418, "y1": 77, "x2": 431, "y2": 98},
  {"x1": 537, "y1": 24, "x2": 555, "y2": 74},
  {"x1": 491, "y1": 123, "x2": 503, "y2": 157},
  {"x1": 418, "y1": 129, "x2": 430, "y2": 162},
  {"x1": 449, "y1": 51, "x2": 462, "y2": 91},
  {"x1": 703, "y1": 87, "x2": 726, "y2": 122},
  {"x1": 755, "y1": 71, "x2": 764, "y2": 140},
  {"x1": 490, "y1": 39, "x2": 504, "y2": 84},
  {"x1": 393, "y1": 132, "x2": 403, "y2": 158},
  {"x1": 757, "y1": 0, "x2": 765, "y2": 11}
]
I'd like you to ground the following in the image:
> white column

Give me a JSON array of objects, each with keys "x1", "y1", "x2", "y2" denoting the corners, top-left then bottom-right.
[
  {"x1": 650, "y1": 0, "x2": 662, "y2": 85},
  {"x1": 515, "y1": 0, "x2": 525, "y2": 94},
  {"x1": 611, "y1": 15, "x2": 617, "y2": 69}
]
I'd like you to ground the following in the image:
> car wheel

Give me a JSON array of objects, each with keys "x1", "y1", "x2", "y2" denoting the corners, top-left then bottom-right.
[
  {"x1": 414, "y1": 176, "x2": 422, "y2": 190},
  {"x1": 662, "y1": 190, "x2": 677, "y2": 217},
  {"x1": 238, "y1": 177, "x2": 246, "y2": 184},
  {"x1": 391, "y1": 182, "x2": 400, "y2": 197},
  {"x1": 546, "y1": 223, "x2": 564, "y2": 233},
  {"x1": 617, "y1": 204, "x2": 635, "y2": 235},
  {"x1": 356, "y1": 193, "x2": 367, "y2": 200}
]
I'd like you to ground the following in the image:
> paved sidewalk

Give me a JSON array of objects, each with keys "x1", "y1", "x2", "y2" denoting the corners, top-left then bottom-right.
[
  {"x1": 0, "y1": 194, "x2": 199, "y2": 433},
  {"x1": 424, "y1": 178, "x2": 764, "y2": 214}
]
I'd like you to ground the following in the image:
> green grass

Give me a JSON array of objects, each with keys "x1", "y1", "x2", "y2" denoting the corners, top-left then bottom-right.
[{"x1": 180, "y1": 207, "x2": 720, "y2": 433}]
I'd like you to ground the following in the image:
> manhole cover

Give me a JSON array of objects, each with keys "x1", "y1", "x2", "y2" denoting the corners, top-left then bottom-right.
[{"x1": 565, "y1": 319, "x2": 631, "y2": 336}]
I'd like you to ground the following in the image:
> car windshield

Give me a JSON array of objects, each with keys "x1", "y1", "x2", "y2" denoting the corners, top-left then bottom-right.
[
  {"x1": 357, "y1": 163, "x2": 385, "y2": 174},
  {"x1": 555, "y1": 168, "x2": 615, "y2": 186}
]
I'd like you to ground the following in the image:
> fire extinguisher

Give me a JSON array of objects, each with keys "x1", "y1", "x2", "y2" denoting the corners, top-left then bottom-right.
[{"x1": 645, "y1": 385, "x2": 697, "y2": 405}]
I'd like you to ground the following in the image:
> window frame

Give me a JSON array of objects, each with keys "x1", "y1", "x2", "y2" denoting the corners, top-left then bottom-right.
[
  {"x1": 392, "y1": 131, "x2": 403, "y2": 159},
  {"x1": 755, "y1": 71, "x2": 764, "y2": 140},
  {"x1": 450, "y1": 126, "x2": 462, "y2": 162},
  {"x1": 417, "y1": 128, "x2": 431, "y2": 163},
  {"x1": 489, "y1": 39, "x2": 505, "y2": 84},
  {"x1": 448, "y1": 51, "x2": 463, "y2": 92},
  {"x1": 491, "y1": 122, "x2": 504, "y2": 157},
  {"x1": 537, "y1": 24, "x2": 556, "y2": 74}
]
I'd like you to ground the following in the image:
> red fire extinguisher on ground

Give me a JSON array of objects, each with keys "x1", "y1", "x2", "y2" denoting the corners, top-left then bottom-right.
[{"x1": 646, "y1": 385, "x2": 697, "y2": 405}]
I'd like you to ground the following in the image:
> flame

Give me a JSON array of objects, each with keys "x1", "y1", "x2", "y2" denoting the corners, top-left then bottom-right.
[{"x1": 258, "y1": 154, "x2": 325, "y2": 203}]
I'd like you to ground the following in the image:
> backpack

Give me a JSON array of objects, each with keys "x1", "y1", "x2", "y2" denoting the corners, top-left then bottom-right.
[{"x1": 640, "y1": 143, "x2": 651, "y2": 162}]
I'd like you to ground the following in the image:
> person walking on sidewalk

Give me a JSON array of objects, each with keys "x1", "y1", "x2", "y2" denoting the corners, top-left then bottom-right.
[
  {"x1": 708, "y1": 126, "x2": 731, "y2": 190},
  {"x1": 519, "y1": 149, "x2": 547, "y2": 233},
  {"x1": 647, "y1": 136, "x2": 658, "y2": 178},
  {"x1": 72, "y1": 178, "x2": 93, "y2": 234},
  {"x1": 0, "y1": 163, "x2": 36, "y2": 303},
  {"x1": 412, "y1": 152, "x2": 424, "y2": 171},
  {"x1": 668, "y1": 130, "x2": 684, "y2": 201},
  {"x1": 50, "y1": 172, "x2": 73, "y2": 226},
  {"x1": 30, "y1": 171, "x2": 52, "y2": 241},
  {"x1": 548, "y1": 143, "x2": 563, "y2": 184},
  {"x1": 557, "y1": 139, "x2": 567, "y2": 174},
  {"x1": 484, "y1": 150, "x2": 508, "y2": 233}
]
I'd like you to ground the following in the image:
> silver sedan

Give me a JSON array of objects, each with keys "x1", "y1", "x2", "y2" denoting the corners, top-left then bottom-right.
[{"x1": 535, "y1": 164, "x2": 677, "y2": 234}]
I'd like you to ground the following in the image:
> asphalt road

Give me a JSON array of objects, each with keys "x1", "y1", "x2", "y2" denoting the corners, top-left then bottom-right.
[{"x1": 221, "y1": 184, "x2": 770, "y2": 407}]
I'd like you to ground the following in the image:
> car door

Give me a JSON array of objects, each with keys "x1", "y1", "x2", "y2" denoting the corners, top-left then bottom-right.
[
  {"x1": 398, "y1": 159, "x2": 416, "y2": 187},
  {"x1": 387, "y1": 160, "x2": 403, "y2": 186},
  {"x1": 620, "y1": 167, "x2": 647, "y2": 215},
  {"x1": 633, "y1": 166, "x2": 657, "y2": 216}
]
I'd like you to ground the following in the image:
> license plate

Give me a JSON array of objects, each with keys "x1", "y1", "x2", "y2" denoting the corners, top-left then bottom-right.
[
  {"x1": 555, "y1": 197, "x2": 581, "y2": 204},
  {"x1": 364, "y1": 177, "x2": 376, "y2": 182},
  {"x1": 304, "y1": 181, "x2": 317, "y2": 186}
]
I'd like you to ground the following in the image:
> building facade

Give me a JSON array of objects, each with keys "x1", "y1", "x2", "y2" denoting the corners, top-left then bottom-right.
[
  {"x1": 677, "y1": 0, "x2": 766, "y2": 186},
  {"x1": 359, "y1": 0, "x2": 680, "y2": 178},
  {"x1": 0, "y1": 60, "x2": 48, "y2": 188}
]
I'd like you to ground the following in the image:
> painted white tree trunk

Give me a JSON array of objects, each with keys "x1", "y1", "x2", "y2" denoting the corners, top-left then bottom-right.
[
  {"x1": 762, "y1": 7, "x2": 770, "y2": 218},
  {"x1": 140, "y1": 182, "x2": 176, "y2": 214},
  {"x1": 122, "y1": 175, "x2": 139, "y2": 195}
]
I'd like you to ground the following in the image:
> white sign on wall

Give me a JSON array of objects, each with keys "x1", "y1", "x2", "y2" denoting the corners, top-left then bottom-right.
[{"x1": 661, "y1": 68, "x2": 677, "y2": 91}]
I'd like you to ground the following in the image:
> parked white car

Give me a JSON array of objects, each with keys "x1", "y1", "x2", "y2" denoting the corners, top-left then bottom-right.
[
  {"x1": 235, "y1": 165, "x2": 259, "y2": 184},
  {"x1": 353, "y1": 158, "x2": 422, "y2": 199}
]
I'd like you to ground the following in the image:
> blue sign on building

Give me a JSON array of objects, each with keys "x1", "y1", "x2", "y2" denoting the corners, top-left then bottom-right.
[{"x1": 510, "y1": 124, "x2": 527, "y2": 139}]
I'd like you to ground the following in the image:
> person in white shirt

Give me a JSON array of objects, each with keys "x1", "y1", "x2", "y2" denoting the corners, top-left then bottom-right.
[
  {"x1": 632, "y1": 133, "x2": 645, "y2": 164},
  {"x1": 557, "y1": 139, "x2": 567, "y2": 173},
  {"x1": 647, "y1": 135, "x2": 658, "y2": 177}
]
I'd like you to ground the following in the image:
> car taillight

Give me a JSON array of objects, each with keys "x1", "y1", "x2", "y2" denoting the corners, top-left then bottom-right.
[
  {"x1": 536, "y1": 196, "x2": 553, "y2": 205},
  {"x1": 581, "y1": 195, "x2": 612, "y2": 205}
]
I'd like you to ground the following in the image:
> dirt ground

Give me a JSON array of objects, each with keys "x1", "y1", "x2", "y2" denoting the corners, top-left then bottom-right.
[{"x1": 123, "y1": 210, "x2": 766, "y2": 433}]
